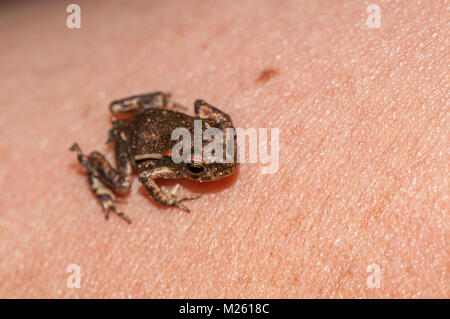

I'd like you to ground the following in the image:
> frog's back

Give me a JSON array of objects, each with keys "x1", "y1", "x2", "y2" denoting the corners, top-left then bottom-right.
[{"x1": 128, "y1": 108, "x2": 195, "y2": 157}]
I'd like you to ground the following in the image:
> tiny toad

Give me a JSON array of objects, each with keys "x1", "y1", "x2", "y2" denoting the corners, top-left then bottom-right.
[{"x1": 70, "y1": 92, "x2": 238, "y2": 223}]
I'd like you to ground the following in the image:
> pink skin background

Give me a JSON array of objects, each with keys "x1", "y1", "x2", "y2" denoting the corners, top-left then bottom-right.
[{"x1": 0, "y1": 0, "x2": 448, "y2": 298}]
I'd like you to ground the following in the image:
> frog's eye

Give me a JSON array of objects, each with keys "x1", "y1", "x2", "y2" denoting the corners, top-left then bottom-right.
[{"x1": 186, "y1": 163, "x2": 204, "y2": 175}]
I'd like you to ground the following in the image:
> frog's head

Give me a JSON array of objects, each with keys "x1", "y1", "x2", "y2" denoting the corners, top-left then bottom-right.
[
  {"x1": 183, "y1": 160, "x2": 238, "y2": 182},
  {"x1": 180, "y1": 127, "x2": 239, "y2": 182}
]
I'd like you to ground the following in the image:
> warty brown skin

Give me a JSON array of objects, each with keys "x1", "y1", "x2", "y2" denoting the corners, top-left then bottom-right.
[{"x1": 70, "y1": 92, "x2": 238, "y2": 223}]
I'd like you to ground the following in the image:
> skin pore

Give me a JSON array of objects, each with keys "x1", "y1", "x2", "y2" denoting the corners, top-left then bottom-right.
[{"x1": 0, "y1": 0, "x2": 447, "y2": 298}]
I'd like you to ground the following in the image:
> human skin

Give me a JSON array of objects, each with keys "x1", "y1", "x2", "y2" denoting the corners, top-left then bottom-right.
[{"x1": 0, "y1": 0, "x2": 447, "y2": 298}]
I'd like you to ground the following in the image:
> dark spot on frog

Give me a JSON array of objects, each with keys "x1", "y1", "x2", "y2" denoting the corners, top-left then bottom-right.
[{"x1": 256, "y1": 68, "x2": 279, "y2": 84}]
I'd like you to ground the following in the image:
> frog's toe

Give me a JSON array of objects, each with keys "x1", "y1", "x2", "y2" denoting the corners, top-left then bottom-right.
[
  {"x1": 172, "y1": 194, "x2": 201, "y2": 212},
  {"x1": 111, "y1": 206, "x2": 132, "y2": 224},
  {"x1": 102, "y1": 207, "x2": 110, "y2": 220},
  {"x1": 161, "y1": 185, "x2": 180, "y2": 197},
  {"x1": 183, "y1": 194, "x2": 201, "y2": 200},
  {"x1": 99, "y1": 194, "x2": 132, "y2": 224},
  {"x1": 175, "y1": 193, "x2": 201, "y2": 202},
  {"x1": 175, "y1": 202, "x2": 191, "y2": 213}
]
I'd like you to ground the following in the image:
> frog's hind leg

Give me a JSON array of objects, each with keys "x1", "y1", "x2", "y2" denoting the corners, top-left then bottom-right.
[
  {"x1": 88, "y1": 174, "x2": 131, "y2": 224},
  {"x1": 109, "y1": 92, "x2": 187, "y2": 115},
  {"x1": 69, "y1": 143, "x2": 132, "y2": 223}
]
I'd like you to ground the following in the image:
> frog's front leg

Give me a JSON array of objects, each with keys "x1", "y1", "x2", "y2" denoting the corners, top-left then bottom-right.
[
  {"x1": 109, "y1": 92, "x2": 186, "y2": 115},
  {"x1": 138, "y1": 167, "x2": 200, "y2": 212},
  {"x1": 194, "y1": 99, "x2": 234, "y2": 127},
  {"x1": 69, "y1": 143, "x2": 132, "y2": 223}
]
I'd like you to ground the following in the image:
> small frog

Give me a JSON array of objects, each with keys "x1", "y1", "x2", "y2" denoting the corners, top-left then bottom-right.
[{"x1": 70, "y1": 92, "x2": 238, "y2": 223}]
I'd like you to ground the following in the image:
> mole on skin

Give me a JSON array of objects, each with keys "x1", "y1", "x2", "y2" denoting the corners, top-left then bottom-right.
[{"x1": 256, "y1": 68, "x2": 279, "y2": 84}]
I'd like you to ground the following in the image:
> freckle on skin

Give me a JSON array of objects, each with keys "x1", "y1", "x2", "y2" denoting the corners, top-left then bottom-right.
[
  {"x1": 82, "y1": 104, "x2": 91, "y2": 119},
  {"x1": 256, "y1": 68, "x2": 279, "y2": 84}
]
